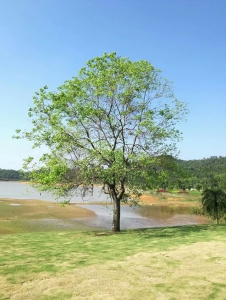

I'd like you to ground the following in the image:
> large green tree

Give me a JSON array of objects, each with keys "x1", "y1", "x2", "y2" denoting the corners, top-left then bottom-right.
[
  {"x1": 201, "y1": 188, "x2": 226, "y2": 224},
  {"x1": 16, "y1": 52, "x2": 187, "y2": 232}
]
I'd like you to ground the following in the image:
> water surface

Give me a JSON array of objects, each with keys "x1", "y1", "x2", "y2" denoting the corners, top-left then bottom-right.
[
  {"x1": 0, "y1": 181, "x2": 108, "y2": 202},
  {"x1": 0, "y1": 181, "x2": 209, "y2": 230},
  {"x1": 76, "y1": 204, "x2": 209, "y2": 230}
]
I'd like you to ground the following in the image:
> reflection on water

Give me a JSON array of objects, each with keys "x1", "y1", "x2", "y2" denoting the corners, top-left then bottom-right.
[
  {"x1": 0, "y1": 181, "x2": 209, "y2": 230},
  {"x1": 138, "y1": 205, "x2": 192, "y2": 220},
  {"x1": 77, "y1": 204, "x2": 209, "y2": 230}
]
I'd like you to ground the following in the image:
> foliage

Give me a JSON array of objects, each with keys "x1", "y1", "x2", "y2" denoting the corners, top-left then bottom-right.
[
  {"x1": 15, "y1": 52, "x2": 187, "y2": 231},
  {"x1": 177, "y1": 156, "x2": 226, "y2": 190},
  {"x1": 0, "y1": 168, "x2": 28, "y2": 181},
  {"x1": 201, "y1": 188, "x2": 226, "y2": 224},
  {"x1": 191, "y1": 205, "x2": 205, "y2": 216},
  {"x1": 3, "y1": 155, "x2": 226, "y2": 189},
  {"x1": 157, "y1": 156, "x2": 226, "y2": 191}
]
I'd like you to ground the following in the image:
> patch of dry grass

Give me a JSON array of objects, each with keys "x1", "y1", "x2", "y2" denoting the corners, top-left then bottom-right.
[
  {"x1": 2, "y1": 241, "x2": 226, "y2": 300},
  {"x1": 0, "y1": 226, "x2": 226, "y2": 299}
]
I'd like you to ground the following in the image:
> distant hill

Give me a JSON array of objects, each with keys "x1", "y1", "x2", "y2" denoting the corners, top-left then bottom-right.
[{"x1": 176, "y1": 156, "x2": 226, "y2": 190}]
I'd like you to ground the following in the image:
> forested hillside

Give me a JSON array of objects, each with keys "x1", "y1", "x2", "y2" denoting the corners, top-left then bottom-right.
[
  {"x1": 0, "y1": 169, "x2": 28, "y2": 181},
  {"x1": 177, "y1": 156, "x2": 226, "y2": 190},
  {"x1": 1, "y1": 156, "x2": 226, "y2": 188}
]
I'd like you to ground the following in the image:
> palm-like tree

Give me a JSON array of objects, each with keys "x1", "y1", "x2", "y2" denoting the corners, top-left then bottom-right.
[{"x1": 202, "y1": 188, "x2": 226, "y2": 224}]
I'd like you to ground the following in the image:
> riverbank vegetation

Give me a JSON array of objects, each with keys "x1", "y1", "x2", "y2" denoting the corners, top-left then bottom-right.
[{"x1": 1, "y1": 225, "x2": 226, "y2": 299}]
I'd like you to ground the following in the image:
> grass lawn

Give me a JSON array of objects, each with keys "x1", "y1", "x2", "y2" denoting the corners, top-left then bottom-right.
[{"x1": 1, "y1": 225, "x2": 226, "y2": 299}]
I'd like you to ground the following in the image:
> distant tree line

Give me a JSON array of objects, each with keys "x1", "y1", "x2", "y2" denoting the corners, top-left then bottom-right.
[
  {"x1": 178, "y1": 156, "x2": 226, "y2": 190},
  {"x1": 160, "y1": 156, "x2": 226, "y2": 191},
  {"x1": 0, "y1": 169, "x2": 29, "y2": 181},
  {"x1": 1, "y1": 156, "x2": 226, "y2": 188}
]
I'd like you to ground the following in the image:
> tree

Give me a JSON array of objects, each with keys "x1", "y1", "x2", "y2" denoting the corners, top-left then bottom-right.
[
  {"x1": 201, "y1": 188, "x2": 226, "y2": 224},
  {"x1": 15, "y1": 52, "x2": 188, "y2": 232},
  {"x1": 176, "y1": 156, "x2": 226, "y2": 191},
  {"x1": 0, "y1": 168, "x2": 23, "y2": 181},
  {"x1": 218, "y1": 174, "x2": 226, "y2": 190}
]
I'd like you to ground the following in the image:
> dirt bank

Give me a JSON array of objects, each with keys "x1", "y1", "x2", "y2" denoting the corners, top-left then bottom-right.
[{"x1": 139, "y1": 193, "x2": 199, "y2": 207}]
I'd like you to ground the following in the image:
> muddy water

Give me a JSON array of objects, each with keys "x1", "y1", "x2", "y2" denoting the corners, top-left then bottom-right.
[
  {"x1": 75, "y1": 204, "x2": 209, "y2": 230},
  {"x1": 23, "y1": 205, "x2": 208, "y2": 231},
  {"x1": 0, "y1": 182, "x2": 209, "y2": 230}
]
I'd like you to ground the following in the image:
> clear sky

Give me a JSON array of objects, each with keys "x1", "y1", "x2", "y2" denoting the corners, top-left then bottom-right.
[{"x1": 1, "y1": 0, "x2": 226, "y2": 170}]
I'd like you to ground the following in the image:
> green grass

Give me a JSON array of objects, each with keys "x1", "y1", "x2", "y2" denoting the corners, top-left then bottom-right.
[
  {"x1": 1, "y1": 197, "x2": 226, "y2": 299},
  {"x1": 189, "y1": 190, "x2": 202, "y2": 196},
  {"x1": 1, "y1": 225, "x2": 226, "y2": 299},
  {"x1": 169, "y1": 190, "x2": 202, "y2": 196},
  {"x1": 0, "y1": 225, "x2": 225, "y2": 283},
  {"x1": 184, "y1": 197, "x2": 200, "y2": 202}
]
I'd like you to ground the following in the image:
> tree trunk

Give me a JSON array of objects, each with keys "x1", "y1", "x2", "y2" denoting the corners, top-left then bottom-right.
[
  {"x1": 112, "y1": 194, "x2": 120, "y2": 232},
  {"x1": 215, "y1": 195, "x2": 219, "y2": 225},
  {"x1": 216, "y1": 205, "x2": 219, "y2": 225}
]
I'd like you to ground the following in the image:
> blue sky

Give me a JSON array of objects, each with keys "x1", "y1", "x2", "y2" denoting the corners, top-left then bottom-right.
[{"x1": 0, "y1": 0, "x2": 226, "y2": 170}]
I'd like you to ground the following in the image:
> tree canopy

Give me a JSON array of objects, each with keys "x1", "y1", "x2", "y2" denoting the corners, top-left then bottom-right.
[
  {"x1": 15, "y1": 52, "x2": 188, "y2": 231},
  {"x1": 201, "y1": 188, "x2": 226, "y2": 224},
  {"x1": 0, "y1": 169, "x2": 22, "y2": 181},
  {"x1": 175, "y1": 156, "x2": 226, "y2": 191}
]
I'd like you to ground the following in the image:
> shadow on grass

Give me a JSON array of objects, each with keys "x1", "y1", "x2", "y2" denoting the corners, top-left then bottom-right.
[
  {"x1": 122, "y1": 224, "x2": 226, "y2": 239},
  {"x1": 91, "y1": 224, "x2": 226, "y2": 239}
]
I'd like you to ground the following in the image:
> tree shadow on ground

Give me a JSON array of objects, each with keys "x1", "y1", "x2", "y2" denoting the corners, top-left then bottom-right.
[{"x1": 129, "y1": 224, "x2": 225, "y2": 239}]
